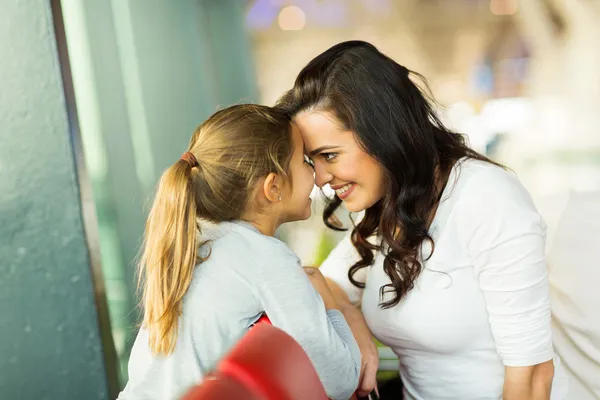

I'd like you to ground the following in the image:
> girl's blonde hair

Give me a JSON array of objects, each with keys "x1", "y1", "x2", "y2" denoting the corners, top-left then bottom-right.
[{"x1": 139, "y1": 104, "x2": 293, "y2": 355}]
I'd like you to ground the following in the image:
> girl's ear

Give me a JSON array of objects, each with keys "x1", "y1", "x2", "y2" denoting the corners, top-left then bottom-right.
[{"x1": 262, "y1": 172, "x2": 282, "y2": 202}]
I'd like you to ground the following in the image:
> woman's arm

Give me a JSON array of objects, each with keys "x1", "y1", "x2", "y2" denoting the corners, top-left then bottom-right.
[
  {"x1": 504, "y1": 361, "x2": 554, "y2": 400},
  {"x1": 314, "y1": 230, "x2": 380, "y2": 397},
  {"x1": 457, "y1": 167, "x2": 557, "y2": 400},
  {"x1": 326, "y1": 277, "x2": 379, "y2": 398}
]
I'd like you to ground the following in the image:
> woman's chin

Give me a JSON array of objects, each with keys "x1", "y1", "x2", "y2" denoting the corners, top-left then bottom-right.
[
  {"x1": 341, "y1": 197, "x2": 367, "y2": 213},
  {"x1": 344, "y1": 203, "x2": 365, "y2": 213},
  {"x1": 342, "y1": 190, "x2": 382, "y2": 213}
]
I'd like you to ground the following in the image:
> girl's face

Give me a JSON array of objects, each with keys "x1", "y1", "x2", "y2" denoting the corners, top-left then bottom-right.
[
  {"x1": 294, "y1": 110, "x2": 387, "y2": 213},
  {"x1": 280, "y1": 123, "x2": 316, "y2": 222}
]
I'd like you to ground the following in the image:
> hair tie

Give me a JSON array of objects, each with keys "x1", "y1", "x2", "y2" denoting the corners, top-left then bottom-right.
[{"x1": 180, "y1": 151, "x2": 199, "y2": 168}]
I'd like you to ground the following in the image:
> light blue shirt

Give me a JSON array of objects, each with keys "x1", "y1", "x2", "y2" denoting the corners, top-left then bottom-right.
[{"x1": 118, "y1": 220, "x2": 361, "y2": 400}]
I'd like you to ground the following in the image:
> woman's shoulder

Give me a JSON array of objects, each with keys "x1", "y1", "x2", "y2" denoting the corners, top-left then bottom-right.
[
  {"x1": 457, "y1": 157, "x2": 512, "y2": 183},
  {"x1": 449, "y1": 158, "x2": 539, "y2": 225},
  {"x1": 451, "y1": 158, "x2": 527, "y2": 203}
]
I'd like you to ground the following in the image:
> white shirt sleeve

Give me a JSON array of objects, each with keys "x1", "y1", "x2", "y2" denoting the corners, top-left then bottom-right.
[
  {"x1": 319, "y1": 232, "x2": 368, "y2": 306},
  {"x1": 457, "y1": 167, "x2": 554, "y2": 367},
  {"x1": 253, "y1": 240, "x2": 361, "y2": 400}
]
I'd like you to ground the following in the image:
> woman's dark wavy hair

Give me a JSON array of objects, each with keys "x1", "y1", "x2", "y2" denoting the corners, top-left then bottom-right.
[{"x1": 277, "y1": 40, "x2": 500, "y2": 308}]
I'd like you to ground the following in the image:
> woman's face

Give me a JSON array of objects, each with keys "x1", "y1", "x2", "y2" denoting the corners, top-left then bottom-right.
[{"x1": 294, "y1": 110, "x2": 387, "y2": 213}]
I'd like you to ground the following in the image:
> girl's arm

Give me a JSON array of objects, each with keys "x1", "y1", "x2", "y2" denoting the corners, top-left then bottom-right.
[{"x1": 254, "y1": 242, "x2": 361, "y2": 400}]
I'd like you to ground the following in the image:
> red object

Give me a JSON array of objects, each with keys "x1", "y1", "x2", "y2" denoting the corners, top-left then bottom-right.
[
  {"x1": 255, "y1": 315, "x2": 368, "y2": 400},
  {"x1": 217, "y1": 323, "x2": 329, "y2": 400},
  {"x1": 182, "y1": 321, "x2": 328, "y2": 400},
  {"x1": 256, "y1": 314, "x2": 271, "y2": 325},
  {"x1": 181, "y1": 373, "x2": 261, "y2": 400}
]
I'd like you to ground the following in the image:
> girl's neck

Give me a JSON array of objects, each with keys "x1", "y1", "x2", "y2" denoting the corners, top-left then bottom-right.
[{"x1": 241, "y1": 211, "x2": 281, "y2": 237}]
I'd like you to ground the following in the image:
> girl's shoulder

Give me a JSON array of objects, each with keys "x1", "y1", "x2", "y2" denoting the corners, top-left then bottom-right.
[{"x1": 201, "y1": 221, "x2": 300, "y2": 264}]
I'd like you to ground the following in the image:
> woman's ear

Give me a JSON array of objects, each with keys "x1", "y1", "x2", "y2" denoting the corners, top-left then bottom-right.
[{"x1": 262, "y1": 172, "x2": 282, "y2": 203}]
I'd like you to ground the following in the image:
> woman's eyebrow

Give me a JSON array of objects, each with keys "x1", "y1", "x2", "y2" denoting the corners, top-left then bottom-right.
[{"x1": 308, "y1": 145, "x2": 340, "y2": 157}]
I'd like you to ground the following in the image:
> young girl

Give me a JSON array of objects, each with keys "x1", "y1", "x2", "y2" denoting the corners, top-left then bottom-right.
[{"x1": 117, "y1": 105, "x2": 361, "y2": 400}]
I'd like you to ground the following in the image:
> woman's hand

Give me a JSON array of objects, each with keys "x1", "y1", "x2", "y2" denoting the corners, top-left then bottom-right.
[{"x1": 303, "y1": 267, "x2": 339, "y2": 310}]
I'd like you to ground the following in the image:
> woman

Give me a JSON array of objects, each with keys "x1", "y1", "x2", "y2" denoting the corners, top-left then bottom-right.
[{"x1": 277, "y1": 41, "x2": 569, "y2": 399}]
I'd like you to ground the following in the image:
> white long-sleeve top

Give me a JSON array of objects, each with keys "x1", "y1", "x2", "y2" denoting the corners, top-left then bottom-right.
[
  {"x1": 321, "y1": 158, "x2": 569, "y2": 399},
  {"x1": 118, "y1": 221, "x2": 360, "y2": 400}
]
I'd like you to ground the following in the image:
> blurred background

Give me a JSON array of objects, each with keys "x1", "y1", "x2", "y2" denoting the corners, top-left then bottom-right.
[{"x1": 1, "y1": 0, "x2": 599, "y2": 399}]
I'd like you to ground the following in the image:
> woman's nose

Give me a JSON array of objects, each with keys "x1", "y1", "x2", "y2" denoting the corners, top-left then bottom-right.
[{"x1": 314, "y1": 164, "x2": 333, "y2": 188}]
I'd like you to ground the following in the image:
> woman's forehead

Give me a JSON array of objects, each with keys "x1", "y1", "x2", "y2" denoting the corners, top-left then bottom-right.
[
  {"x1": 295, "y1": 110, "x2": 341, "y2": 131},
  {"x1": 294, "y1": 111, "x2": 349, "y2": 150}
]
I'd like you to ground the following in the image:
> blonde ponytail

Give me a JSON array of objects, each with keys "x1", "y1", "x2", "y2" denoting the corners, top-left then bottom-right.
[{"x1": 139, "y1": 160, "x2": 199, "y2": 355}]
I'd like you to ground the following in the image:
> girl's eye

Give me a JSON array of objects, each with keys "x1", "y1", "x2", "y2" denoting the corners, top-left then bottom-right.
[
  {"x1": 304, "y1": 155, "x2": 314, "y2": 167},
  {"x1": 323, "y1": 152, "x2": 338, "y2": 161}
]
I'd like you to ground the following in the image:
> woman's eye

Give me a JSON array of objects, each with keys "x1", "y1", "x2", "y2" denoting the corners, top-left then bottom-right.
[{"x1": 323, "y1": 152, "x2": 338, "y2": 161}]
